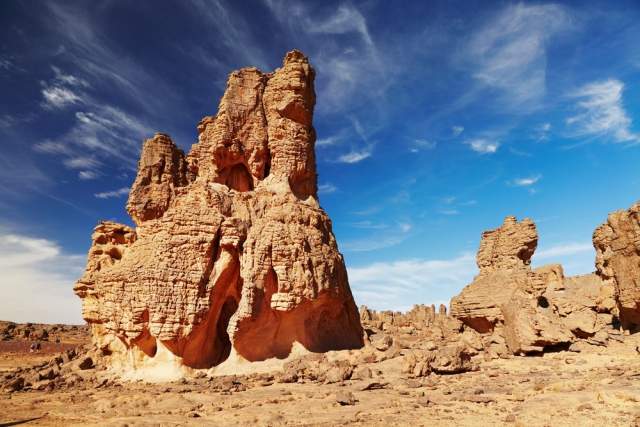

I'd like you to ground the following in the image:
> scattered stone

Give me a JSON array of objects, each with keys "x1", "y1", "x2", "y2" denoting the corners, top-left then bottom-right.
[
  {"x1": 5, "y1": 376, "x2": 24, "y2": 392},
  {"x1": 359, "y1": 382, "x2": 388, "y2": 391},
  {"x1": 335, "y1": 391, "x2": 356, "y2": 406},
  {"x1": 77, "y1": 357, "x2": 94, "y2": 370}
]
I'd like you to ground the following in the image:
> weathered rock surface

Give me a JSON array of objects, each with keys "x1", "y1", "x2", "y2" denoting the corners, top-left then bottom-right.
[
  {"x1": 450, "y1": 217, "x2": 542, "y2": 334},
  {"x1": 451, "y1": 216, "x2": 617, "y2": 354},
  {"x1": 74, "y1": 50, "x2": 363, "y2": 374},
  {"x1": 593, "y1": 201, "x2": 640, "y2": 329}
]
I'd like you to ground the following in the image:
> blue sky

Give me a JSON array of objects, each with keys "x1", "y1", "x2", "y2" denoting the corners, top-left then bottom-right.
[{"x1": 1, "y1": 1, "x2": 640, "y2": 323}]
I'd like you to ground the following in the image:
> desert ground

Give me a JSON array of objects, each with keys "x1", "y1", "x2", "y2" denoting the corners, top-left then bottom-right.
[{"x1": 1, "y1": 320, "x2": 639, "y2": 427}]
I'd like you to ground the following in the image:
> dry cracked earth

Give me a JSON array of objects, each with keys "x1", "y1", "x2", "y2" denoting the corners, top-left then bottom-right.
[{"x1": 1, "y1": 321, "x2": 639, "y2": 427}]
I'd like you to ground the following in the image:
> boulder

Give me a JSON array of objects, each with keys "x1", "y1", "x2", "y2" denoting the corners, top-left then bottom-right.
[{"x1": 402, "y1": 344, "x2": 476, "y2": 377}]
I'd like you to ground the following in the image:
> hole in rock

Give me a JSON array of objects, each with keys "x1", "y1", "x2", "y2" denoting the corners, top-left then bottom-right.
[
  {"x1": 263, "y1": 150, "x2": 271, "y2": 178},
  {"x1": 537, "y1": 296, "x2": 549, "y2": 308},
  {"x1": 176, "y1": 250, "x2": 242, "y2": 369},
  {"x1": 215, "y1": 296, "x2": 238, "y2": 365},
  {"x1": 108, "y1": 247, "x2": 122, "y2": 260},
  {"x1": 233, "y1": 290, "x2": 364, "y2": 362},
  {"x1": 225, "y1": 163, "x2": 253, "y2": 192}
]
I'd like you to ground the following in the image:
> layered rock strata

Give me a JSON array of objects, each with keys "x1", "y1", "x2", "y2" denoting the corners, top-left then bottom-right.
[{"x1": 74, "y1": 50, "x2": 363, "y2": 374}]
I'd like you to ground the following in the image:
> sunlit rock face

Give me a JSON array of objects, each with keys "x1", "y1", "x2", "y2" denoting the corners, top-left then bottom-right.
[
  {"x1": 450, "y1": 216, "x2": 616, "y2": 354},
  {"x1": 594, "y1": 201, "x2": 640, "y2": 330},
  {"x1": 74, "y1": 50, "x2": 363, "y2": 375}
]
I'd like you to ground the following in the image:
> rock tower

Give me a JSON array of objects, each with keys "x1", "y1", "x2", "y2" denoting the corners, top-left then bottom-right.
[{"x1": 74, "y1": 50, "x2": 364, "y2": 374}]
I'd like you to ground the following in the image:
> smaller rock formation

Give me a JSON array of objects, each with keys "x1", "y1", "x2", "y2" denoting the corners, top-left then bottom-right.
[
  {"x1": 451, "y1": 216, "x2": 618, "y2": 354},
  {"x1": 593, "y1": 201, "x2": 640, "y2": 330}
]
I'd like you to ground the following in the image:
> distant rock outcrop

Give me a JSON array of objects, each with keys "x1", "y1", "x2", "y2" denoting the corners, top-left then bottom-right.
[
  {"x1": 594, "y1": 201, "x2": 640, "y2": 330},
  {"x1": 451, "y1": 216, "x2": 619, "y2": 354},
  {"x1": 74, "y1": 50, "x2": 363, "y2": 375}
]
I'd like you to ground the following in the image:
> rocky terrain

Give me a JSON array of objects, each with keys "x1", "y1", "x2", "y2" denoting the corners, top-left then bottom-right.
[
  {"x1": 1, "y1": 51, "x2": 639, "y2": 425},
  {"x1": 0, "y1": 322, "x2": 88, "y2": 374},
  {"x1": 1, "y1": 315, "x2": 639, "y2": 426}
]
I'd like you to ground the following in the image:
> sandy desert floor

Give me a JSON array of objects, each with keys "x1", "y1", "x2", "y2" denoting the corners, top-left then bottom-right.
[{"x1": 1, "y1": 323, "x2": 639, "y2": 427}]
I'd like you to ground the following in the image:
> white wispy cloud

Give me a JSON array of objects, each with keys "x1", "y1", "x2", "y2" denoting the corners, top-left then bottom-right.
[
  {"x1": 442, "y1": 196, "x2": 456, "y2": 205},
  {"x1": 437, "y1": 196, "x2": 477, "y2": 216},
  {"x1": 0, "y1": 115, "x2": 14, "y2": 129},
  {"x1": 78, "y1": 170, "x2": 99, "y2": 180},
  {"x1": 348, "y1": 253, "x2": 477, "y2": 311},
  {"x1": 349, "y1": 220, "x2": 389, "y2": 230},
  {"x1": 466, "y1": 3, "x2": 571, "y2": 108},
  {"x1": 35, "y1": 105, "x2": 153, "y2": 172},
  {"x1": 0, "y1": 58, "x2": 13, "y2": 71},
  {"x1": 94, "y1": 187, "x2": 129, "y2": 199},
  {"x1": 439, "y1": 209, "x2": 460, "y2": 216},
  {"x1": 342, "y1": 221, "x2": 413, "y2": 252},
  {"x1": 333, "y1": 116, "x2": 378, "y2": 163},
  {"x1": 42, "y1": 2, "x2": 185, "y2": 124},
  {"x1": 51, "y1": 65, "x2": 90, "y2": 88},
  {"x1": 465, "y1": 138, "x2": 500, "y2": 154},
  {"x1": 35, "y1": 59, "x2": 153, "y2": 177},
  {"x1": 510, "y1": 174, "x2": 541, "y2": 187},
  {"x1": 532, "y1": 241, "x2": 595, "y2": 276},
  {"x1": 318, "y1": 183, "x2": 337, "y2": 194},
  {"x1": 535, "y1": 122, "x2": 552, "y2": 142},
  {"x1": 0, "y1": 230, "x2": 84, "y2": 323},
  {"x1": 63, "y1": 156, "x2": 101, "y2": 170},
  {"x1": 566, "y1": 79, "x2": 639, "y2": 143},
  {"x1": 190, "y1": 0, "x2": 268, "y2": 69},
  {"x1": 535, "y1": 242, "x2": 593, "y2": 260},
  {"x1": 0, "y1": 114, "x2": 34, "y2": 130},
  {"x1": 337, "y1": 148, "x2": 372, "y2": 164},
  {"x1": 316, "y1": 135, "x2": 341, "y2": 147},
  {"x1": 409, "y1": 138, "x2": 437, "y2": 153},
  {"x1": 264, "y1": 1, "x2": 386, "y2": 114},
  {"x1": 41, "y1": 84, "x2": 83, "y2": 109},
  {"x1": 398, "y1": 222, "x2": 412, "y2": 233},
  {"x1": 306, "y1": 4, "x2": 374, "y2": 46},
  {"x1": 40, "y1": 65, "x2": 91, "y2": 110}
]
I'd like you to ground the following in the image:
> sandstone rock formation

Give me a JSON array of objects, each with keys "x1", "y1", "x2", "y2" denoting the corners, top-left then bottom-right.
[
  {"x1": 74, "y1": 50, "x2": 363, "y2": 374},
  {"x1": 593, "y1": 201, "x2": 640, "y2": 330},
  {"x1": 451, "y1": 216, "x2": 617, "y2": 354},
  {"x1": 450, "y1": 217, "x2": 542, "y2": 334}
]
